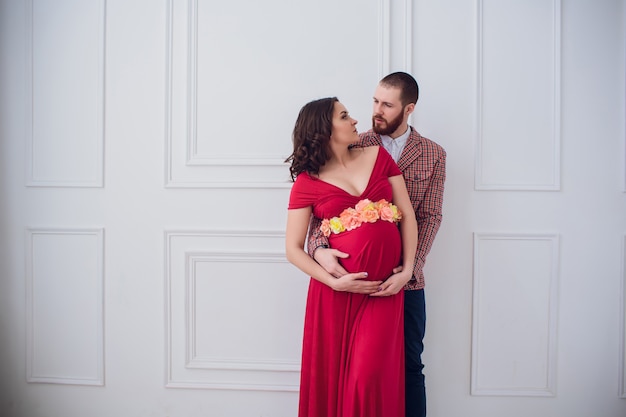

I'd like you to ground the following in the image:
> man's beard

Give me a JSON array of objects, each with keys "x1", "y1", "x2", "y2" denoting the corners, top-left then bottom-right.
[{"x1": 372, "y1": 110, "x2": 403, "y2": 135}]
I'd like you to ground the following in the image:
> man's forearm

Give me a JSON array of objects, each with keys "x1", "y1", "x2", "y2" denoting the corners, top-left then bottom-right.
[
  {"x1": 412, "y1": 214, "x2": 442, "y2": 277},
  {"x1": 306, "y1": 214, "x2": 329, "y2": 258}
]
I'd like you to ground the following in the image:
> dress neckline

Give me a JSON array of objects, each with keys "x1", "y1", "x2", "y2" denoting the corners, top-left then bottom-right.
[{"x1": 309, "y1": 147, "x2": 382, "y2": 198}]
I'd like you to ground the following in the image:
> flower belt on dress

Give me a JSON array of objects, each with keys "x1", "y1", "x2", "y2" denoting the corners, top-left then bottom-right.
[{"x1": 320, "y1": 198, "x2": 402, "y2": 237}]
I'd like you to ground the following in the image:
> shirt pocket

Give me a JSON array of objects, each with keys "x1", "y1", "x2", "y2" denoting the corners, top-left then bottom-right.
[
  {"x1": 404, "y1": 169, "x2": 431, "y2": 205},
  {"x1": 412, "y1": 169, "x2": 432, "y2": 182}
]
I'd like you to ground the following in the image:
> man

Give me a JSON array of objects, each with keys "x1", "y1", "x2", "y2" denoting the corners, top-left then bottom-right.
[{"x1": 307, "y1": 72, "x2": 446, "y2": 417}]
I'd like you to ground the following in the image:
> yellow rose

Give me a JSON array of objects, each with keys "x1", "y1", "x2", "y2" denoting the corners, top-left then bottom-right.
[{"x1": 329, "y1": 217, "x2": 345, "y2": 234}]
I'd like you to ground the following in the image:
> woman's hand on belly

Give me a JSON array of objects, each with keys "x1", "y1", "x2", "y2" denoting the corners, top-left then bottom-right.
[
  {"x1": 369, "y1": 270, "x2": 412, "y2": 297},
  {"x1": 329, "y1": 271, "x2": 383, "y2": 294}
]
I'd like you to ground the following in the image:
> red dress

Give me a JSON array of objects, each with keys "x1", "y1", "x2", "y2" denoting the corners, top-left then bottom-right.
[{"x1": 288, "y1": 148, "x2": 405, "y2": 417}]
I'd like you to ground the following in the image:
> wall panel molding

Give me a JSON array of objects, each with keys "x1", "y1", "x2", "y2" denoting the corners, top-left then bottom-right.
[
  {"x1": 403, "y1": 0, "x2": 413, "y2": 72},
  {"x1": 185, "y1": 252, "x2": 299, "y2": 372},
  {"x1": 164, "y1": 0, "x2": 388, "y2": 188},
  {"x1": 26, "y1": 228, "x2": 105, "y2": 385},
  {"x1": 619, "y1": 235, "x2": 626, "y2": 398},
  {"x1": 26, "y1": 0, "x2": 105, "y2": 187},
  {"x1": 378, "y1": 0, "x2": 390, "y2": 76},
  {"x1": 471, "y1": 233, "x2": 559, "y2": 396},
  {"x1": 183, "y1": 0, "x2": 286, "y2": 169},
  {"x1": 475, "y1": 0, "x2": 561, "y2": 190},
  {"x1": 165, "y1": 230, "x2": 307, "y2": 391}
]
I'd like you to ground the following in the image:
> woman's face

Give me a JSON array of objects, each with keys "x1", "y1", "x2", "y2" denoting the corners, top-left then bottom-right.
[{"x1": 330, "y1": 101, "x2": 358, "y2": 145}]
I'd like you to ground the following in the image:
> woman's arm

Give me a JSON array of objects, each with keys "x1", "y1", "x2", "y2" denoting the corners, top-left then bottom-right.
[
  {"x1": 286, "y1": 207, "x2": 337, "y2": 287},
  {"x1": 286, "y1": 207, "x2": 380, "y2": 293},
  {"x1": 308, "y1": 215, "x2": 350, "y2": 277}
]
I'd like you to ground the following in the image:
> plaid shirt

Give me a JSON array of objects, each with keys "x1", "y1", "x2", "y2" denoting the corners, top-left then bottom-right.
[{"x1": 307, "y1": 127, "x2": 446, "y2": 290}]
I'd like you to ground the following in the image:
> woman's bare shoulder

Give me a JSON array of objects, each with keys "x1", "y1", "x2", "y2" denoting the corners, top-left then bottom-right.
[{"x1": 353, "y1": 144, "x2": 380, "y2": 157}]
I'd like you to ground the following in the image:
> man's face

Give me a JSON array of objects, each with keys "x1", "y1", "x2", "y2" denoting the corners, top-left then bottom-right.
[{"x1": 372, "y1": 85, "x2": 405, "y2": 136}]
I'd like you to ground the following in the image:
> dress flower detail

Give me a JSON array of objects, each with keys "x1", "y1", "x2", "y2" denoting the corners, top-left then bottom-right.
[{"x1": 321, "y1": 199, "x2": 402, "y2": 237}]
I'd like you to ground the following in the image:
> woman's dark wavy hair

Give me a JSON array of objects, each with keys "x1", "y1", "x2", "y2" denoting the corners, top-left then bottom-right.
[{"x1": 285, "y1": 97, "x2": 338, "y2": 181}]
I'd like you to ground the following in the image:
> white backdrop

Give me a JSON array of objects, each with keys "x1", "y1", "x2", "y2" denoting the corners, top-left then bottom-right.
[{"x1": 1, "y1": 0, "x2": 626, "y2": 416}]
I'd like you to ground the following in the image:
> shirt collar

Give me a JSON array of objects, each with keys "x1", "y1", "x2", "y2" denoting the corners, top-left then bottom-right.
[{"x1": 381, "y1": 126, "x2": 411, "y2": 150}]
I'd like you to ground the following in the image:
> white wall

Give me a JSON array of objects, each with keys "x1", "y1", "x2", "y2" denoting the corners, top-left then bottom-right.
[{"x1": 1, "y1": 0, "x2": 625, "y2": 416}]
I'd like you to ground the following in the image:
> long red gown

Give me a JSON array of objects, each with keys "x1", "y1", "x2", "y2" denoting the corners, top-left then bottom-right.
[{"x1": 288, "y1": 148, "x2": 405, "y2": 417}]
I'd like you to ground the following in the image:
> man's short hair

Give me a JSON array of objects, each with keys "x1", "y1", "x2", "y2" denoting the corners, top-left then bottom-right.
[{"x1": 380, "y1": 72, "x2": 419, "y2": 106}]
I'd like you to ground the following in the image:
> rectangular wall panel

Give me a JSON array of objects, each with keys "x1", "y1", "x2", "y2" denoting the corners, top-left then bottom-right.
[
  {"x1": 26, "y1": 228, "x2": 105, "y2": 385},
  {"x1": 471, "y1": 233, "x2": 559, "y2": 396},
  {"x1": 475, "y1": 0, "x2": 561, "y2": 190},
  {"x1": 165, "y1": 230, "x2": 309, "y2": 390},
  {"x1": 165, "y1": 0, "x2": 383, "y2": 188},
  {"x1": 27, "y1": 0, "x2": 105, "y2": 187}
]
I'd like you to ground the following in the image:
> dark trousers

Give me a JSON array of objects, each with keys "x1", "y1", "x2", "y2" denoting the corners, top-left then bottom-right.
[{"x1": 404, "y1": 289, "x2": 426, "y2": 417}]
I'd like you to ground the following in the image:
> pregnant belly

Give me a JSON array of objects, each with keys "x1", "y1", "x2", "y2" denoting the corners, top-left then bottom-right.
[{"x1": 328, "y1": 221, "x2": 402, "y2": 281}]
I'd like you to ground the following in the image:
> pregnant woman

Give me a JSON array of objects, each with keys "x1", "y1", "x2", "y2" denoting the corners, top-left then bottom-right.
[{"x1": 285, "y1": 97, "x2": 417, "y2": 417}]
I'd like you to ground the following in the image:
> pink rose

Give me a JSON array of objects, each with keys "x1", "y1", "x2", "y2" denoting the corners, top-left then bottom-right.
[
  {"x1": 360, "y1": 207, "x2": 379, "y2": 223},
  {"x1": 379, "y1": 205, "x2": 395, "y2": 222},
  {"x1": 376, "y1": 199, "x2": 390, "y2": 206},
  {"x1": 355, "y1": 199, "x2": 373, "y2": 212},
  {"x1": 340, "y1": 208, "x2": 362, "y2": 231},
  {"x1": 320, "y1": 219, "x2": 331, "y2": 237}
]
